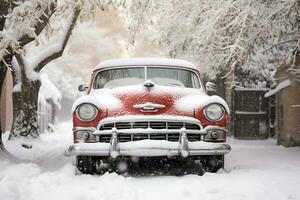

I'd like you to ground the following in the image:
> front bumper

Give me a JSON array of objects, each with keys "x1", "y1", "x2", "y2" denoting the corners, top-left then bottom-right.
[
  {"x1": 65, "y1": 140, "x2": 231, "y2": 157},
  {"x1": 67, "y1": 115, "x2": 231, "y2": 158}
]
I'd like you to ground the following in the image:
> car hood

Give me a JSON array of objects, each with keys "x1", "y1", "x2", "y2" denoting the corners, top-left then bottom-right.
[{"x1": 72, "y1": 84, "x2": 229, "y2": 117}]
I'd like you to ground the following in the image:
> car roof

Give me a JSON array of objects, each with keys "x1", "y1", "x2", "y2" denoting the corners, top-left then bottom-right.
[{"x1": 94, "y1": 57, "x2": 199, "y2": 71}]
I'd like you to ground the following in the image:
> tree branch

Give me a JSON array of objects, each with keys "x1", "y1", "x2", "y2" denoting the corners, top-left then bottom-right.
[
  {"x1": 14, "y1": 53, "x2": 25, "y2": 76},
  {"x1": 18, "y1": 1, "x2": 57, "y2": 47},
  {"x1": 262, "y1": 39, "x2": 298, "y2": 53},
  {"x1": 34, "y1": 8, "x2": 81, "y2": 72},
  {"x1": 0, "y1": 1, "x2": 57, "y2": 70}
]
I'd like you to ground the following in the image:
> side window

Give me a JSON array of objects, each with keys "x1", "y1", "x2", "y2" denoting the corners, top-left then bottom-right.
[
  {"x1": 191, "y1": 73, "x2": 200, "y2": 89},
  {"x1": 93, "y1": 71, "x2": 109, "y2": 89}
]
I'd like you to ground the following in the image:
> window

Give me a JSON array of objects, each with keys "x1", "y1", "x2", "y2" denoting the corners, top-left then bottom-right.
[
  {"x1": 93, "y1": 66, "x2": 200, "y2": 89},
  {"x1": 147, "y1": 67, "x2": 200, "y2": 88}
]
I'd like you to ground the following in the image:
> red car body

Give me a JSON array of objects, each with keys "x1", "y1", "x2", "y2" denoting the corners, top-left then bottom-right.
[{"x1": 66, "y1": 58, "x2": 231, "y2": 174}]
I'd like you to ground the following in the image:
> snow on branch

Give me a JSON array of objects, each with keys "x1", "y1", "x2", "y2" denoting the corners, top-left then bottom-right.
[
  {"x1": 33, "y1": 7, "x2": 81, "y2": 72},
  {"x1": 123, "y1": 0, "x2": 154, "y2": 46},
  {"x1": 12, "y1": 54, "x2": 23, "y2": 92},
  {"x1": 0, "y1": 0, "x2": 56, "y2": 69},
  {"x1": 131, "y1": 0, "x2": 300, "y2": 86}
]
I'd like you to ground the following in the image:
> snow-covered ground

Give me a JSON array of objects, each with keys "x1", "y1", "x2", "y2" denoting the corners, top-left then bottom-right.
[{"x1": 1, "y1": 121, "x2": 300, "y2": 200}]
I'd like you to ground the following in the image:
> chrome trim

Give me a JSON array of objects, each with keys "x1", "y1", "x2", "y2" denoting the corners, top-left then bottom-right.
[
  {"x1": 179, "y1": 128, "x2": 189, "y2": 157},
  {"x1": 133, "y1": 102, "x2": 165, "y2": 113},
  {"x1": 96, "y1": 115, "x2": 203, "y2": 130},
  {"x1": 65, "y1": 140, "x2": 231, "y2": 157},
  {"x1": 73, "y1": 127, "x2": 97, "y2": 132},
  {"x1": 95, "y1": 129, "x2": 203, "y2": 135},
  {"x1": 67, "y1": 126, "x2": 230, "y2": 157},
  {"x1": 110, "y1": 128, "x2": 119, "y2": 158},
  {"x1": 73, "y1": 125, "x2": 226, "y2": 135}
]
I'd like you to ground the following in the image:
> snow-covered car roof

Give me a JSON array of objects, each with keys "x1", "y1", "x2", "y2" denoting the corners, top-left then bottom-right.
[{"x1": 95, "y1": 57, "x2": 198, "y2": 71}]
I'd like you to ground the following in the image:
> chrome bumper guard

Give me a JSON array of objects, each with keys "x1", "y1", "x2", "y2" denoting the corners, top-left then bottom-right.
[{"x1": 65, "y1": 125, "x2": 231, "y2": 158}]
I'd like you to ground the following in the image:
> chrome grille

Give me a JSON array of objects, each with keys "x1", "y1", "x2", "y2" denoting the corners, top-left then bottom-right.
[
  {"x1": 98, "y1": 133, "x2": 202, "y2": 143},
  {"x1": 133, "y1": 122, "x2": 148, "y2": 129},
  {"x1": 168, "y1": 122, "x2": 184, "y2": 129},
  {"x1": 133, "y1": 134, "x2": 148, "y2": 141},
  {"x1": 167, "y1": 133, "x2": 180, "y2": 141},
  {"x1": 99, "y1": 134, "x2": 111, "y2": 143},
  {"x1": 150, "y1": 133, "x2": 167, "y2": 140},
  {"x1": 100, "y1": 121, "x2": 200, "y2": 130},
  {"x1": 100, "y1": 123, "x2": 114, "y2": 130},
  {"x1": 150, "y1": 121, "x2": 166, "y2": 129},
  {"x1": 98, "y1": 120, "x2": 201, "y2": 143},
  {"x1": 115, "y1": 122, "x2": 131, "y2": 130},
  {"x1": 118, "y1": 134, "x2": 131, "y2": 142},
  {"x1": 185, "y1": 123, "x2": 201, "y2": 130},
  {"x1": 186, "y1": 133, "x2": 201, "y2": 141}
]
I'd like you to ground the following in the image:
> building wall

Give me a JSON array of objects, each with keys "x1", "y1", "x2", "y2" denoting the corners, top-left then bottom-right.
[
  {"x1": 277, "y1": 80, "x2": 300, "y2": 146},
  {"x1": 0, "y1": 71, "x2": 13, "y2": 132}
]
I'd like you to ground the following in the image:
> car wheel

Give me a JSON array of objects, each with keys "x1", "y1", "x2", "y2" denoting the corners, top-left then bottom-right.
[
  {"x1": 204, "y1": 155, "x2": 224, "y2": 173},
  {"x1": 76, "y1": 156, "x2": 95, "y2": 174}
]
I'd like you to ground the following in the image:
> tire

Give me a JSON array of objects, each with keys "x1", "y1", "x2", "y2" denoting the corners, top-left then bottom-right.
[
  {"x1": 75, "y1": 156, "x2": 95, "y2": 174},
  {"x1": 204, "y1": 155, "x2": 224, "y2": 173}
]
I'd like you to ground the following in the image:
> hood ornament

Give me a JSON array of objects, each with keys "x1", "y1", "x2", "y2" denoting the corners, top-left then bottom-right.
[
  {"x1": 143, "y1": 80, "x2": 155, "y2": 88},
  {"x1": 133, "y1": 102, "x2": 165, "y2": 112}
]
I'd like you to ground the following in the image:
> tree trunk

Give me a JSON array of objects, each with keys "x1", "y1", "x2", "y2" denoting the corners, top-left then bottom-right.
[
  {"x1": 10, "y1": 78, "x2": 41, "y2": 138},
  {"x1": 8, "y1": 6, "x2": 80, "y2": 139},
  {"x1": 0, "y1": 65, "x2": 7, "y2": 151}
]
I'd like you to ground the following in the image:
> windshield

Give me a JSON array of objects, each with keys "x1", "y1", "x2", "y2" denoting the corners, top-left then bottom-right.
[{"x1": 93, "y1": 66, "x2": 201, "y2": 89}]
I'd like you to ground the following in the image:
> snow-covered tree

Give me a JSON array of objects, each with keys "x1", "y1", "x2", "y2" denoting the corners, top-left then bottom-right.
[
  {"x1": 128, "y1": 0, "x2": 300, "y2": 89},
  {"x1": 1, "y1": 0, "x2": 153, "y2": 139},
  {"x1": 9, "y1": 1, "x2": 82, "y2": 138},
  {"x1": 0, "y1": 0, "x2": 57, "y2": 147}
]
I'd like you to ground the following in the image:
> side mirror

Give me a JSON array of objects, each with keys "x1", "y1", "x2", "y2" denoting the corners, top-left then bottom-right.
[
  {"x1": 78, "y1": 84, "x2": 88, "y2": 92},
  {"x1": 205, "y1": 82, "x2": 217, "y2": 92}
]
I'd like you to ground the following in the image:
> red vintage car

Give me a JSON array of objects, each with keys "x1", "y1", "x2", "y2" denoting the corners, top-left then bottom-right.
[{"x1": 66, "y1": 58, "x2": 231, "y2": 175}]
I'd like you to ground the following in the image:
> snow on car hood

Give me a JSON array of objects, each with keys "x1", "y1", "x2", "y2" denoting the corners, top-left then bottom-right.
[
  {"x1": 175, "y1": 94, "x2": 230, "y2": 113},
  {"x1": 72, "y1": 84, "x2": 229, "y2": 114},
  {"x1": 72, "y1": 90, "x2": 122, "y2": 112}
]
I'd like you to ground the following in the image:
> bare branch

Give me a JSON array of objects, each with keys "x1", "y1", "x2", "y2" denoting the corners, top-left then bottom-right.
[
  {"x1": 262, "y1": 39, "x2": 298, "y2": 53},
  {"x1": 34, "y1": 7, "x2": 81, "y2": 72}
]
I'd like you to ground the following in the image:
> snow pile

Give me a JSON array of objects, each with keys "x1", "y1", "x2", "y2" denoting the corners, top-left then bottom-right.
[
  {"x1": 1, "y1": 121, "x2": 300, "y2": 200},
  {"x1": 3, "y1": 122, "x2": 72, "y2": 165}
]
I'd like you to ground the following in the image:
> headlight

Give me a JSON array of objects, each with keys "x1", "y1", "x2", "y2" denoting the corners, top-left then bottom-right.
[
  {"x1": 76, "y1": 103, "x2": 98, "y2": 122},
  {"x1": 204, "y1": 103, "x2": 224, "y2": 122}
]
